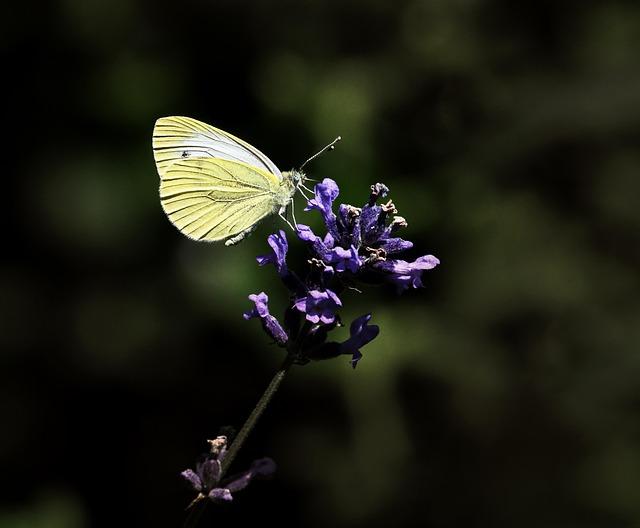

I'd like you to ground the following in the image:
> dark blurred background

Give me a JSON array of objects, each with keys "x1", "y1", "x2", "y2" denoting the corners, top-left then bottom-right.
[{"x1": 2, "y1": 0, "x2": 640, "y2": 526}]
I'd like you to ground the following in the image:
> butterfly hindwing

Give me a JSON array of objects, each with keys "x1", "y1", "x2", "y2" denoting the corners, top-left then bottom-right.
[{"x1": 159, "y1": 157, "x2": 281, "y2": 243}]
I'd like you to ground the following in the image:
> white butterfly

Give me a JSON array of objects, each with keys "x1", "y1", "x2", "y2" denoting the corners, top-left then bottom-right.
[{"x1": 152, "y1": 116, "x2": 339, "y2": 246}]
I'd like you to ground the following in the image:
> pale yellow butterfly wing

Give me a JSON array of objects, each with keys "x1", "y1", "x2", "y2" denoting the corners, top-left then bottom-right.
[
  {"x1": 153, "y1": 116, "x2": 282, "y2": 178},
  {"x1": 159, "y1": 157, "x2": 282, "y2": 243}
]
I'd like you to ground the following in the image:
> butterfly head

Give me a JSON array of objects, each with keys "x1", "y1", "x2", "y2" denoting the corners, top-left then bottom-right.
[
  {"x1": 291, "y1": 170, "x2": 305, "y2": 186},
  {"x1": 281, "y1": 136, "x2": 341, "y2": 202}
]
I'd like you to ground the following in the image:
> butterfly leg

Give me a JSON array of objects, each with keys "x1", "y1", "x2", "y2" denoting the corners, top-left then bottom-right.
[
  {"x1": 296, "y1": 184, "x2": 312, "y2": 201},
  {"x1": 300, "y1": 183, "x2": 315, "y2": 195},
  {"x1": 290, "y1": 198, "x2": 299, "y2": 228},
  {"x1": 278, "y1": 204, "x2": 297, "y2": 233}
]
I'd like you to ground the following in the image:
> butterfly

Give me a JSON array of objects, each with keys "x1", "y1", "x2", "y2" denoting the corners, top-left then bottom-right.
[{"x1": 152, "y1": 116, "x2": 339, "y2": 246}]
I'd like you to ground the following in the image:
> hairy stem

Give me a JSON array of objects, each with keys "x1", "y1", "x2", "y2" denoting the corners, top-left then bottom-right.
[{"x1": 220, "y1": 353, "x2": 295, "y2": 477}]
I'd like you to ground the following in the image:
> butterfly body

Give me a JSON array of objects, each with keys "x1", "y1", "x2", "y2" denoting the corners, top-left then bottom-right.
[{"x1": 152, "y1": 116, "x2": 302, "y2": 245}]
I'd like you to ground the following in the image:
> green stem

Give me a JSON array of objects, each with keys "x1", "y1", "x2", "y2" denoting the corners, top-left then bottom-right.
[{"x1": 220, "y1": 353, "x2": 295, "y2": 478}]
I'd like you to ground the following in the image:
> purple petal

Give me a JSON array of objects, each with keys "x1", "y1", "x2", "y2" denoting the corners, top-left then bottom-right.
[
  {"x1": 305, "y1": 179, "x2": 340, "y2": 238},
  {"x1": 326, "y1": 245, "x2": 360, "y2": 273},
  {"x1": 294, "y1": 289, "x2": 342, "y2": 324},
  {"x1": 224, "y1": 458, "x2": 277, "y2": 493},
  {"x1": 209, "y1": 488, "x2": 233, "y2": 502},
  {"x1": 224, "y1": 471, "x2": 253, "y2": 493},
  {"x1": 340, "y1": 314, "x2": 380, "y2": 368},
  {"x1": 326, "y1": 289, "x2": 342, "y2": 306},
  {"x1": 323, "y1": 231, "x2": 336, "y2": 249},
  {"x1": 244, "y1": 292, "x2": 288, "y2": 345},
  {"x1": 180, "y1": 469, "x2": 202, "y2": 492},
  {"x1": 415, "y1": 255, "x2": 440, "y2": 269},
  {"x1": 309, "y1": 289, "x2": 324, "y2": 301},
  {"x1": 320, "y1": 310, "x2": 334, "y2": 324},
  {"x1": 256, "y1": 230, "x2": 289, "y2": 276},
  {"x1": 304, "y1": 178, "x2": 339, "y2": 213},
  {"x1": 251, "y1": 457, "x2": 277, "y2": 477},
  {"x1": 297, "y1": 224, "x2": 331, "y2": 258},
  {"x1": 243, "y1": 292, "x2": 269, "y2": 319},
  {"x1": 199, "y1": 459, "x2": 221, "y2": 489},
  {"x1": 294, "y1": 297, "x2": 307, "y2": 313},
  {"x1": 379, "y1": 237, "x2": 413, "y2": 255},
  {"x1": 375, "y1": 254, "x2": 440, "y2": 292},
  {"x1": 296, "y1": 224, "x2": 319, "y2": 243},
  {"x1": 304, "y1": 179, "x2": 337, "y2": 215}
]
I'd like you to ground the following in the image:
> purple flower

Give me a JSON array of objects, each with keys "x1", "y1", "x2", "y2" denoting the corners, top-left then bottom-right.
[
  {"x1": 305, "y1": 178, "x2": 339, "y2": 238},
  {"x1": 379, "y1": 237, "x2": 413, "y2": 255},
  {"x1": 298, "y1": 225, "x2": 360, "y2": 273},
  {"x1": 375, "y1": 255, "x2": 440, "y2": 292},
  {"x1": 181, "y1": 436, "x2": 276, "y2": 504},
  {"x1": 244, "y1": 292, "x2": 288, "y2": 345},
  {"x1": 325, "y1": 245, "x2": 360, "y2": 273},
  {"x1": 340, "y1": 314, "x2": 380, "y2": 368},
  {"x1": 294, "y1": 289, "x2": 342, "y2": 324},
  {"x1": 256, "y1": 230, "x2": 288, "y2": 277},
  {"x1": 297, "y1": 224, "x2": 331, "y2": 259}
]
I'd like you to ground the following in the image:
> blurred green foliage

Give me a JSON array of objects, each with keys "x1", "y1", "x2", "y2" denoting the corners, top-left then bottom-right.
[
  {"x1": 3, "y1": 0, "x2": 640, "y2": 527},
  {"x1": 0, "y1": 492, "x2": 85, "y2": 528}
]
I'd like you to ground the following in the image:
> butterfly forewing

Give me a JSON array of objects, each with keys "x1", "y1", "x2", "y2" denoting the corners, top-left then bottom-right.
[
  {"x1": 153, "y1": 116, "x2": 282, "y2": 178},
  {"x1": 159, "y1": 157, "x2": 282, "y2": 242}
]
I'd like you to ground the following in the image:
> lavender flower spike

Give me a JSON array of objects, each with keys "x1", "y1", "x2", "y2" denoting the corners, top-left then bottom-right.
[
  {"x1": 245, "y1": 179, "x2": 439, "y2": 367},
  {"x1": 244, "y1": 292, "x2": 289, "y2": 345}
]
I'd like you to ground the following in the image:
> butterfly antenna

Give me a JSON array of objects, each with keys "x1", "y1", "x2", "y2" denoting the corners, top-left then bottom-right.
[{"x1": 299, "y1": 136, "x2": 342, "y2": 170}]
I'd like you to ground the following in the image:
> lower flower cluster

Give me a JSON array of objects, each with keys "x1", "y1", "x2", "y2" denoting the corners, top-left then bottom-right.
[
  {"x1": 181, "y1": 436, "x2": 275, "y2": 504},
  {"x1": 245, "y1": 179, "x2": 439, "y2": 367}
]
